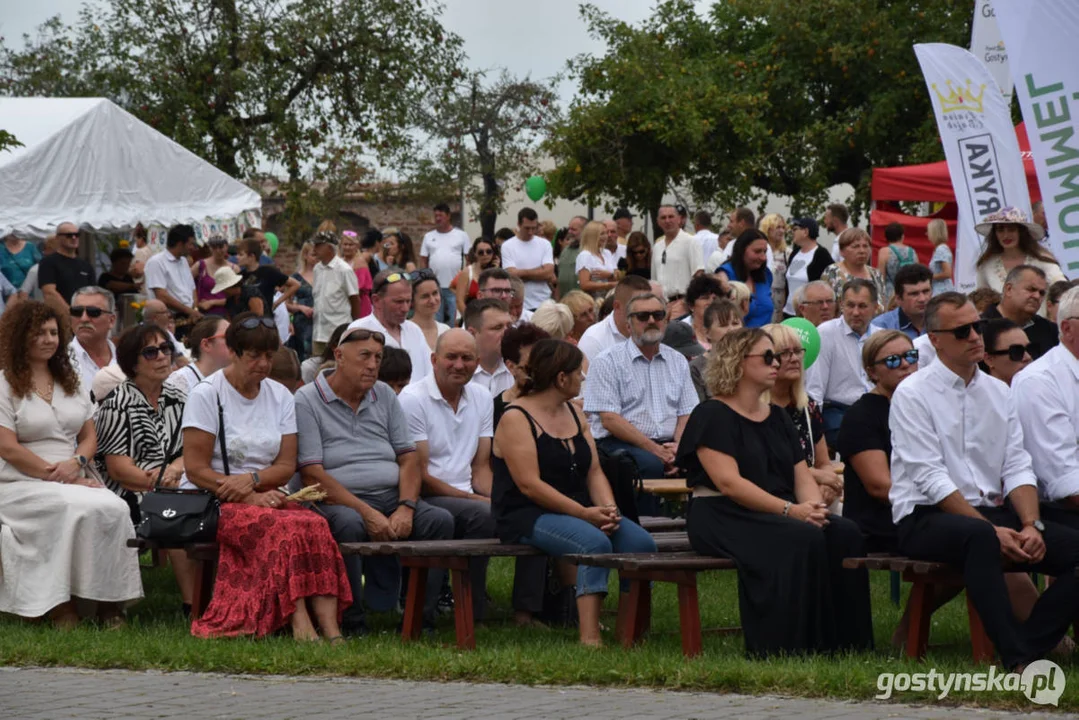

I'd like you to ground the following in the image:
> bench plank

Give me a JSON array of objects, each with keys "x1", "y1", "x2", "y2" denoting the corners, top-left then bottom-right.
[{"x1": 567, "y1": 551, "x2": 735, "y2": 572}]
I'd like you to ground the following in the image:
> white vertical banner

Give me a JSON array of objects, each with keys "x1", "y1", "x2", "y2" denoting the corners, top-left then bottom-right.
[
  {"x1": 970, "y1": 0, "x2": 1013, "y2": 100},
  {"x1": 994, "y1": 0, "x2": 1079, "y2": 278},
  {"x1": 914, "y1": 43, "x2": 1032, "y2": 291}
]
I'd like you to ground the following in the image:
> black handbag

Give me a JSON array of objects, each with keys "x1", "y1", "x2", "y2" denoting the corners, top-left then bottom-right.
[{"x1": 136, "y1": 395, "x2": 227, "y2": 544}]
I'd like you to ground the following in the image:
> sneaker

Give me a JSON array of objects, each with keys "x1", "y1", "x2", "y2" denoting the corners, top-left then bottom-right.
[{"x1": 437, "y1": 586, "x2": 455, "y2": 615}]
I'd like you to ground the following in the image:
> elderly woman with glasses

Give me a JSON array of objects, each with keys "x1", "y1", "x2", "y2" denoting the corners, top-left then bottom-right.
[
  {"x1": 677, "y1": 327, "x2": 872, "y2": 658},
  {"x1": 182, "y1": 312, "x2": 351, "y2": 640}
]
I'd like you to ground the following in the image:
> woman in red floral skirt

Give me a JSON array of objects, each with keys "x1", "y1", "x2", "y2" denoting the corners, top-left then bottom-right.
[{"x1": 181, "y1": 313, "x2": 351, "y2": 640}]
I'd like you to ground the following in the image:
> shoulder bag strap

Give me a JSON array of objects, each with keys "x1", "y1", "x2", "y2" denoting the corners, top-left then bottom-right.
[
  {"x1": 217, "y1": 392, "x2": 230, "y2": 477},
  {"x1": 804, "y1": 405, "x2": 815, "y2": 467}
]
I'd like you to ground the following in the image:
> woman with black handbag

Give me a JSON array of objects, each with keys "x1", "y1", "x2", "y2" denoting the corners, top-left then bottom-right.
[
  {"x1": 181, "y1": 312, "x2": 351, "y2": 641},
  {"x1": 0, "y1": 301, "x2": 142, "y2": 629},
  {"x1": 94, "y1": 323, "x2": 196, "y2": 615}
]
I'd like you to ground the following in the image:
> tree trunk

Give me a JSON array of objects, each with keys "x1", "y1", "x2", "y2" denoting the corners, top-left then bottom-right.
[{"x1": 476, "y1": 127, "x2": 498, "y2": 240}]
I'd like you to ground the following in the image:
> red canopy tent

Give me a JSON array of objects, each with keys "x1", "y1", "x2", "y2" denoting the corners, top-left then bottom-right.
[{"x1": 869, "y1": 123, "x2": 1041, "y2": 264}]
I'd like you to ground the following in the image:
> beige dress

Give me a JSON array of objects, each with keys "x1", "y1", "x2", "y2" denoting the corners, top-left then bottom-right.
[{"x1": 0, "y1": 375, "x2": 142, "y2": 617}]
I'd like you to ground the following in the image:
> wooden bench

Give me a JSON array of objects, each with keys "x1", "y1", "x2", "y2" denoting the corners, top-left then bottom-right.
[
  {"x1": 843, "y1": 555, "x2": 994, "y2": 663},
  {"x1": 567, "y1": 551, "x2": 737, "y2": 657},
  {"x1": 638, "y1": 515, "x2": 686, "y2": 533}
]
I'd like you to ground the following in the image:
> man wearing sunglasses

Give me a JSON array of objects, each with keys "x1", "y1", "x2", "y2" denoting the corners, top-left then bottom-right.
[
  {"x1": 584, "y1": 292, "x2": 697, "y2": 484},
  {"x1": 38, "y1": 221, "x2": 94, "y2": 312},
  {"x1": 890, "y1": 292, "x2": 1079, "y2": 671},
  {"x1": 652, "y1": 205, "x2": 704, "y2": 298},
  {"x1": 981, "y1": 265, "x2": 1059, "y2": 360},
  {"x1": 67, "y1": 286, "x2": 119, "y2": 392},
  {"x1": 347, "y1": 268, "x2": 432, "y2": 385},
  {"x1": 419, "y1": 203, "x2": 471, "y2": 326},
  {"x1": 1014, "y1": 286, "x2": 1079, "y2": 528}
]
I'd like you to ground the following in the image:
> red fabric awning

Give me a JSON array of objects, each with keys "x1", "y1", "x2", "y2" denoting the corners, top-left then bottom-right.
[{"x1": 869, "y1": 208, "x2": 957, "y2": 265}]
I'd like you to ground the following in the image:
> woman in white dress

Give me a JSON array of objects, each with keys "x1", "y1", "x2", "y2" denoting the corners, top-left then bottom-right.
[
  {"x1": 974, "y1": 207, "x2": 1065, "y2": 314},
  {"x1": 575, "y1": 221, "x2": 618, "y2": 298},
  {"x1": 0, "y1": 301, "x2": 142, "y2": 628}
]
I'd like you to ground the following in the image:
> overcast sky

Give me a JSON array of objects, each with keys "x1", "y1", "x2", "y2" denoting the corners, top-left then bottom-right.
[{"x1": 1, "y1": 0, "x2": 707, "y2": 110}]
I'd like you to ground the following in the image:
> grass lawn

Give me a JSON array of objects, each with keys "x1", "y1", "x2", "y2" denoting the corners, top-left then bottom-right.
[{"x1": 0, "y1": 556, "x2": 1074, "y2": 710}]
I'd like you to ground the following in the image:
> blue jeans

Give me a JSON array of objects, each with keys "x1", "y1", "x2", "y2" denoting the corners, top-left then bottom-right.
[
  {"x1": 595, "y1": 437, "x2": 665, "y2": 516},
  {"x1": 821, "y1": 402, "x2": 850, "y2": 451},
  {"x1": 437, "y1": 287, "x2": 457, "y2": 325},
  {"x1": 521, "y1": 513, "x2": 657, "y2": 596}
]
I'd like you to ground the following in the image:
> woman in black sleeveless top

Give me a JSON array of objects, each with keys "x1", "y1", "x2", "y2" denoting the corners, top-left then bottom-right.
[
  {"x1": 676, "y1": 328, "x2": 873, "y2": 658},
  {"x1": 492, "y1": 339, "x2": 657, "y2": 646}
]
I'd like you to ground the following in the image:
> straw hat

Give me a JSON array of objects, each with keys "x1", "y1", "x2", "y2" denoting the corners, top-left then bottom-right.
[
  {"x1": 211, "y1": 266, "x2": 243, "y2": 294},
  {"x1": 974, "y1": 206, "x2": 1045, "y2": 241}
]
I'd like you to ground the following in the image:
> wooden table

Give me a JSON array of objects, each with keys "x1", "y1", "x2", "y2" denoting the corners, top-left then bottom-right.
[{"x1": 641, "y1": 478, "x2": 690, "y2": 499}]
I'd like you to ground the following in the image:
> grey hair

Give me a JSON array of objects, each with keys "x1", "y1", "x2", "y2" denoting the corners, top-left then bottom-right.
[
  {"x1": 625, "y1": 292, "x2": 666, "y2": 316},
  {"x1": 71, "y1": 285, "x2": 115, "y2": 313},
  {"x1": 1057, "y1": 286, "x2": 1079, "y2": 329},
  {"x1": 793, "y1": 280, "x2": 834, "y2": 308},
  {"x1": 1004, "y1": 263, "x2": 1047, "y2": 287},
  {"x1": 509, "y1": 276, "x2": 525, "y2": 299}
]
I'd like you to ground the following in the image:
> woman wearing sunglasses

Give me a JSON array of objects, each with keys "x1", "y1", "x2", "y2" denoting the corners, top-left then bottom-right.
[
  {"x1": 455, "y1": 238, "x2": 499, "y2": 320},
  {"x1": 763, "y1": 323, "x2": 842, "y2": 507},
  {"x1": 0, "y1": 302, "x2": 142, "y2": 630},
  {"x1": 182, "y1": 312, "x2": 351, "y2": 641},
  {"x1": 95, "y1": 323, "x2": 196, "y2": 614},
  {"x1": 979, "y1": 318, "x2": 1033, "y2": 385},
  {"x1": 677, "y1": 328, "x2": 872, "y2": 658}
]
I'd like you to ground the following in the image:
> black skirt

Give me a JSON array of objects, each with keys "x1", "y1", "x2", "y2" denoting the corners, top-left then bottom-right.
[{"x1": 688, "y1": 496, "x2": 874, "y2": 658}]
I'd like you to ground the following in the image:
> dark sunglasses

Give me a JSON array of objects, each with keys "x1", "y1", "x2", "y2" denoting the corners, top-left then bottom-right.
[
  {"x1": 930, "y1": 319, "x2": 987, "y2": 340},
  {"x1": 340, "y1": 328, "x2": 386, "y2": 345},
  {"x1": 140, "y1": 342, "x2": 175, "y2": 361},
  {"x1": 374, "y1": 269, "x2": 434, "y2": 294},
  {"x1": 57, "y1": 232, "x2": 80, "y2": 238},
  {"x1": 746, "y1": 350, "x2": 781, "y2": 366},
  {"x1": 630, "y1": 248, "x2": 648, "y2": 256},
  {"x1": 629, "y1": 310, "x2": 666, "y2": 322},
  {"x1": 238, "y1": 316, "x2": 277, "y2": 330},
  {"x1": 661, "y1": 249, "x2": 667, "y2": 265},
  {"x1": 988, "y1": 343, "x2": 1034, "y2": 362},
  {"x1": 475, "y1": 248, "x2": 493, "y2": 256},
  {"x1": 873, "y1": 348, "x2": 919, "y2": 370},
  {"x1": 70, "y1": 305, "x2": 109, "y2": 319}
]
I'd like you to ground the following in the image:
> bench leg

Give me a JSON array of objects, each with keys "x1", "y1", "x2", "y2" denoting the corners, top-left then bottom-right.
[
  {"x1": 189, "y1": 558, "x2": 216, "y2": 621},
  {"x1": 905, "y1": 578, "x2": 932, "y2": 660},
  {"x1": 450, "y1": 566, "x2": 476, "y2": 650},
  {"x1": 966, "y1": 593, "x2": 995, "y2": 664},
  {"x1": 401, "y1": 565, "x2": 428, "y2": 642},
  {"x1": 616, "y1": 578, "x2": 651, "y2": 648},
  {"x1": 676, "y1": 574, "x2": 702, "y2": 658}
]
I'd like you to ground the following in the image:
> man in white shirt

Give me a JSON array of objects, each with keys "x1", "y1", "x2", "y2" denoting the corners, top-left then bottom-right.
[
  {"x1": 311, "y1": 231, "x2": 361, "y2": 356},
  {"x1": 792, "y1": 280, "x2": 837, "y2": 326},
  {"x1": 805, "y1": 278, "x2": 878, "y2": 449},
  {"x1": 613, "y1": 207, "x2": 634, "y2": 244},
  {"x1": 692, "y1": 210, "x2": 719, "y2": 266},
  {"x1": 584, "y1": 292, "x2": 698, "y2": 481},
  {"x1": 500, "y1": 207, "x2": 554, "y2": 311},
  {"x1": 67, "y1": 286, "x2": 118, "y2": 395},
  {"x1": 465, "y1": 298, "x2": 513, "y2": 396},
  {"x1": 889, "y1": 291, "x2": 1079, "y2": 671},
  {"x1": 823, "y1": 203, "x2": 850, "y2": 262},
  {"x1": 143, "y1": 224, "x2": 200, "y2": 329},
  {"x1": 1014, "y1": 286, "x2": 1079, "y2": 523},
  {"x1": 652, "y1": 205, "x2": 703, "y2": 297},
  {"x1": 603, "y1": 220, "x2": 626, "y2": 265},
  {"x1": 419, "y1": 203, "x2": 471, "y2": 325},
  {"x1": 705, "y1": 229, "x2": 734, "y2": 273},
  {"x1": 578, "y1": 274, "x2": 652, "y2": 362},
  {"x1": 347, "y1": 269, "x2": 431, "y2": 385}
]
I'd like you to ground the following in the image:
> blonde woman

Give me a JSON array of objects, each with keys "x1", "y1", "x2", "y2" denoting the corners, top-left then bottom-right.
[
  {"x1": 759, "y1": 213, "x2": 788, "y2": 319},
  {"x1": 575, "y1": 221, "x2": 617, "y2": 297},
  {"x1": 286, "y1": 241, "x2": 316, "y2": 359},
  {"x1": 560, "y1": 290, "x2": 597, "y2": 344},
  {"x1": 820, "y1": 229, "x2": 886, "y2": 313},
  {"x1": 530, "y1": 300, "x2": 574, "y2": 340},
  {"x1": 763, "y1": 323, "x2": 842, "y2": 506},
  {"x1": 927, "y1": 219, "x2": 954, "y2": 296},
  {"x1": 727, "y1": 281, "x2": 751, "y2": 319}
]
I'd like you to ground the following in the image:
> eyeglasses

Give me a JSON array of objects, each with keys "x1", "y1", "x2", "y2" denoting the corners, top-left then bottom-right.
[
  {"x1": 628, "y1": 310, "x2": 666, "y2": 322},
  {"x1": 238, "y1": 316, "x2": 277, "y2": 330},
  {"x1": 140, "y1": 342, "x2": 175, "y2": 361},
  {"x1": 776, "y1": 347, "x2": 807, "y2": 362},
  {"x1": 799, "y1": 299, "x2": 833, "y2": 308},
  {"x1": 483, "y1": 286, "x2": 514, "y2": 297},
  {"x1": 929, "y1": 319, "x2": 988, "y2": 340},
  {"x1": 70, "y1": 306, "x2": 111, "y2": 319},
  {"x1": 746, "y1": 350, "x2": 781, "y2": 366},
  {"x1": 57, "y1": 232, "x2": 79, "y2": 238},
  {"x1": 987, "y1": 343, "x2": 1034, "y2": 362},
  {"x1": 630, "y1": 248, "x2": 648, "y2": 256},
  {"x1": 476, "y1": 249, "x2": 493, "y2": 256},
  {"x1": 373, "y1": 269, "x2": 434, "y2": 294},
  {"x1": 340, "y1": 328, "x2": 386, "y2": 345},
  {"x1": 872, "y1": 348, "x2": 919, "y2": 369}
]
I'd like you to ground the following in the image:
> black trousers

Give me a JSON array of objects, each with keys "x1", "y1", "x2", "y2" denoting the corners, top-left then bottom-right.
[{"x1": 898, "y1": 505, "x2": 1079, "y2": 669}]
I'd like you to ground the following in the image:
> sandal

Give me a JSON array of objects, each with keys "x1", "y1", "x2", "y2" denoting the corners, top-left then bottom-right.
[{"x1": 324, "y1": 635, "x2": 346, "y2": 646}]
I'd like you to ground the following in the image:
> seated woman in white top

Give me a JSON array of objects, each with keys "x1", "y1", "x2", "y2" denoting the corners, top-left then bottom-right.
[
  {"x1": 0, "y1": 301, "x2": 142, "y2": 629},
  {"x1": 575, "y1": 221, "x2": 618, "y2": 298}
]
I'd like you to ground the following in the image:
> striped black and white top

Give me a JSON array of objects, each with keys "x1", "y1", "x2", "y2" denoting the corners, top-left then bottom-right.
[{"x1": 94, "y1": 379, "x2": 187, "y2": 496}]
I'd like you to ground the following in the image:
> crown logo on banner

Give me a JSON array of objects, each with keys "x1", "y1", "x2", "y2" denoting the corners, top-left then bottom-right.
[{"x1": 931, "y1": 79, "x2": 987, "y2": 114}]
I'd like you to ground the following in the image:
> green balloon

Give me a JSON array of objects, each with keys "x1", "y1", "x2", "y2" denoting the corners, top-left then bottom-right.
[
  {"x1": 781, "y1": 316, "x2": 821, "y2": 369},
  {"x1": 265, "y1": 231, "x2": 279, "y2": 257},
  {"x1": 524, "y1": 175, "x2": 547, "y2": 202}
]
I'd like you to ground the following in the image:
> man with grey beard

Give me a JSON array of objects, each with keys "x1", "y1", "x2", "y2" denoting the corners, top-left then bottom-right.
[{"x1": 583, "y1": 291, "x2": 698, "y2": 480}]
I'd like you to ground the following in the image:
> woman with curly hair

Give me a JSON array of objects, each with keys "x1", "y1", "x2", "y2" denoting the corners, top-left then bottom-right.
[
  {"x1": 676, "y1": 327, "x2": 871, "y2": 658},
  {"x1": 974, "y1": 207, "x2": 1065, "y2": 312},
  {"x1": 0, "y1": 301, "x2": 142, "y2": 629}
]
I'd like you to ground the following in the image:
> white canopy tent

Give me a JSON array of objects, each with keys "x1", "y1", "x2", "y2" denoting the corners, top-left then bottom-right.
[{"x1": 0, "y1": 98, "x2": 261, "y2": 239}]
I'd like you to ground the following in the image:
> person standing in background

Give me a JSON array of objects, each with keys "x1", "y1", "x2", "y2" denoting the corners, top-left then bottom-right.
[
  {"x1": 420, "y1": 203, "x2": 471, "y2": 326},
  {"x1": 501, "y1": 208, "x2": 555, "y2": 311},
  {"x1": 927, "y1": 219, "x2": 954, "y2": 296},
  {"x1": 39, "y1": 222, "x2": 95, "y2": 312}
]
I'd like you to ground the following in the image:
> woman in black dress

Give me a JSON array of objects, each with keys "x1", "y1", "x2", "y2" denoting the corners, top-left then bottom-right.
[
  {"x1": 677, "y1": 328, "x2": 873, "y2": 658},
  {"x1": 492, "y1": 339, "x2": 657, "y2": 646}
]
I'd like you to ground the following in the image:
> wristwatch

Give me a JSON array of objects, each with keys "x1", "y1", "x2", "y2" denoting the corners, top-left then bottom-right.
[
  {"x1": 251, "y1": 471, "x2": 261, "y2": 488},
  {"x1": 398, "y1": 499, "x2": 418, "y2": 511},
  {"x1": 75, "y1": 455, "x2": 87, "y2": 468},
  {"x1": 1028, "y1": 519, "x2": 1046, "y2": 533}
]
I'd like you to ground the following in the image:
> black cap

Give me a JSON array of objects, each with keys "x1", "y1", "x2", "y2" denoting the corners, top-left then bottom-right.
[
  {"x1": 675, "y1": 204, "x2": 688, "y2": 217},
  {"x1": 662, "y1": 320, "x2": 706, "y2": 360},
  {"x1": 613, "y1": 207, "x2": 634, "y2": 221},
  {"x1": 791, "y1": 217, "x2": 819, "y2": 240}
]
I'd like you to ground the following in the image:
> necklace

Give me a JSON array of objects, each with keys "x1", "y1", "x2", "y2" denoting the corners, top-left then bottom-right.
[{"x1": 32, "y1": 377, "x2": 54, "y2": 404}]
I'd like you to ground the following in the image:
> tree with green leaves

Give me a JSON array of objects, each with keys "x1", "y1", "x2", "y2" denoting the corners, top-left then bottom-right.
[
  {"x1": 0, "y1": 130, "x2": 21, "y2": 155},
  {"x1": 407, "y1": 70, "x2": 557, "y2": 239},
  {"x1": 546, "y1": 0, "x2": 971, "y2": 226},
  {"x1": 0, "y1": 0, "x2": 464, "y2": 180}
]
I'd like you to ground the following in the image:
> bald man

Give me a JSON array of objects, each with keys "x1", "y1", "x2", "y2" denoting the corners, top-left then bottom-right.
[{"x1": 398, "y1": 329, "x2": 495, "y2": 619}]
